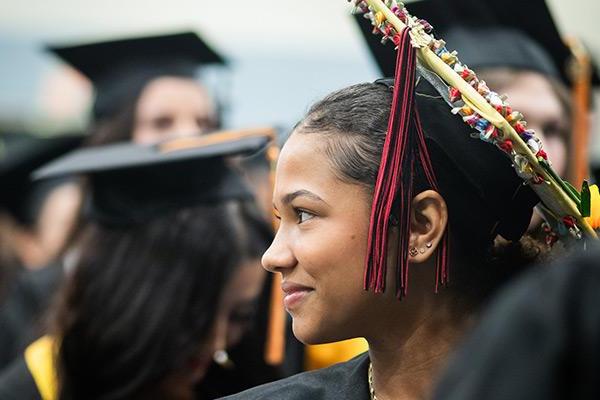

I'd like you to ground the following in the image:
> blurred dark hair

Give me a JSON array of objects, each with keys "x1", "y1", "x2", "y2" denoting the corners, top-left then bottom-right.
[
  {"x1": 0, "y1": 212, "x2": 20, "y2": 300},
  {"x1": 295, "y1": 82, "x2": 544, "y2": 306},
  {"x1": 53, "y1": 200, "x2": 272, "y2": 400}
]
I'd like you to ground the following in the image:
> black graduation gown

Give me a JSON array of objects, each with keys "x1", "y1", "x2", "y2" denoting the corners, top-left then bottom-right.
[
  {"x1": 433, "y1": 245, "x2": 600, "y2": 400},
  {"x1": 0, "y1": 356, "x2": 40, "y2": 400},
  {"x1": 219, "y1": 353, "x2": 370, "y2": 400},
  {"x1": 0, "y1": 263, "x2": 62, "y2": 368}
]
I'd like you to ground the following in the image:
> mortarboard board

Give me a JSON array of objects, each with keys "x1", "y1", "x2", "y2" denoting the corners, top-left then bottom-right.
[
  {"x1": 0, "y1": 132, "x2": 83, "y2": 225},
  {"x1": 34, "y1": 129, "x2": 269, "y2": 227},
  {"x1": 48, "y1": 31, "x2": 227, "y2": 121},
  {"x1": 356, "y1": 0, "x2": 600, "y2": 86}
]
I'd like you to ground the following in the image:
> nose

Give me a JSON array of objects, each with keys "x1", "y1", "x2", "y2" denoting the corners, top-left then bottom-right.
[
  {"x1": 171, "y1": 117, "x2": 204, "y2": 139},
  {"x1": 261, "y1": 228, "x2": 296, "y2": 274},
  {"x1": 529, "y1": 124, "x2": 567, "y2": 176}
]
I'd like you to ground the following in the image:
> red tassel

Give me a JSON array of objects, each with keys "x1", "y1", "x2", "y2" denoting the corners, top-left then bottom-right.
[{"x1": 364, "y1": 28, "x2": 449, "y2": 298}]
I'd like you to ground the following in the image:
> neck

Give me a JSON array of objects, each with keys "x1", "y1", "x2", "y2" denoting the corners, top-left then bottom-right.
[{"x1": 367, "y1": 305, "x2": 470, "y2": 400}]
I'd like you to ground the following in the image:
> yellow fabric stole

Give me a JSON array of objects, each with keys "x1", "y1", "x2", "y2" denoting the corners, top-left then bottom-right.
[
  {"x1": 305, "y1": 338, "x2": 369, "y2": 370},
  {"x1": 24, "y1": 336, "x2": 58, "y2": 400}
]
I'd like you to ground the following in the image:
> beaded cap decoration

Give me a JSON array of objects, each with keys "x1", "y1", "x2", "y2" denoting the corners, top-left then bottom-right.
[{"x1": 347, "y1": 0, "x2": 599, "y2": 296}]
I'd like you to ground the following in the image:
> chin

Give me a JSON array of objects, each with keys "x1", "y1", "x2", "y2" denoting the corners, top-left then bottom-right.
[{"x1": 291, "y1": 318, "x2": 347, "y2": 345}]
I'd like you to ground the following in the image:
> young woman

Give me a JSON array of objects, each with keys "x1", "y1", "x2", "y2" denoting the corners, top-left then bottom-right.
[
  {"x1": 222, "y1": 71, "x2": 548, "y2": 398},
  {"x1": 0, "y1": 32, "x2": 231, "y2": 369},
  {"x1": 0, "y1": 133, "x2": 280, "y2": 399},
  {"x1": 28, "y1": 31, "x2": 225, "y2": 267}
]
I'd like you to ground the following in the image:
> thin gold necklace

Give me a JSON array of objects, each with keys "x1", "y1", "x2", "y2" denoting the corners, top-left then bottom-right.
[{"x1": 368, "y1": 362, "x2": 378, "y2": 400}]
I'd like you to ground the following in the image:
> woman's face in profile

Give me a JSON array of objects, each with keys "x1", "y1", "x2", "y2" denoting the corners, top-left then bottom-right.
[
  {"x1": 262, "y1": 131, "x2": 380, "y2": 345},
  {"x1": 132, "y1": 76, "x2": 218, "y2": 145}
]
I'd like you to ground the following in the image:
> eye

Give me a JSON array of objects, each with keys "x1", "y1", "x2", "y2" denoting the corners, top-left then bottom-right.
[
  {"x1": 296, "y1": 209, "x2": 315, "y2": 224},
  {"x1": 542, "y1": 122, "x2": 568, "y2": 140},
  {"x1": 151, "y1": 116, "x2": 173, "y2": 131},
  {"x1": 196, "y1": 116, "x2": 216, "y2": 132}
]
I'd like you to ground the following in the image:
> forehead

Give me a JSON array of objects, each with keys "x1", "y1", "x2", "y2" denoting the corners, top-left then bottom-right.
[
  {"x1": 137, "y1": 77, "x2": 212, "y2": 109},
  {"x1": 501, "y1": 72, "x2": 564, "y2": 116},
  {"x1": 274, "y1": 132, "x2": 370, "y2": 205},
  {"x1": 275, "y1": 132, "x2": 331, "y2": 187}
]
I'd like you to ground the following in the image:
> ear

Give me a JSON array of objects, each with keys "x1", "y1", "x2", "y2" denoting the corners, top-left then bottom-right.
[{"x1": 407, "y1": 190, "x2": 447, "y2": 263}]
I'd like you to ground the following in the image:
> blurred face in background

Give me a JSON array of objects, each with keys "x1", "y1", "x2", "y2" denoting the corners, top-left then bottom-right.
[
  {"x1": 132, "y1": 76, "x2": 218, "y2": 144},
  {"x1": 485, "y1": 70, "x2": 570, "y2": 176}
]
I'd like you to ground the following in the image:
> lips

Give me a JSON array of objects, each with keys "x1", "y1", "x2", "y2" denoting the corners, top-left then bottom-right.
[{"x1": 281, "y1": 281, "x2": 314, "y2": 310}]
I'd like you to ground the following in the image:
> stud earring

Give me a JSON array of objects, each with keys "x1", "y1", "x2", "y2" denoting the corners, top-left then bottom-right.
[
  {"x1": 419, "y1": 247, "x2": 426, "y2": 254},
  {"x1": 409, "y1": 247, "x2": 418, "y2": 257},
  {"x1": 426, "y1": 242, "x2": 433, "y2": 248},
  {"x1": 214, "y1": 350, "x2": 234, "y2": 369}
]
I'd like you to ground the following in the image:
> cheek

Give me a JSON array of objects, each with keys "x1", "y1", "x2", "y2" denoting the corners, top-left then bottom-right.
[
  {"x1": 541, "y1": 135, "x2": 568, "y2": 175},
  {"x1": 299, "y1": 220, "x2": 369, "y2": 291},
  {"x1": 132, "y1": 129, "x2": 160, "y2": 145},
  {"x1": 226, "y1": 323, "x2": 248, "y2": 349}
]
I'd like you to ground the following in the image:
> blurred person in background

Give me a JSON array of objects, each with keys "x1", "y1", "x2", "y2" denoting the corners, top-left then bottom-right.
[
  {"x1": 0, "y1": 132, "x2": 82, "y2": 366},
  {"x1": 35, "y1": 31, "x2": 226, "y2": 267},
  {"x1": 0, "y1": 31, "x2": 229, "y2": 371},
  {"x1": 50, "y1": 31, "x2": 225, "y2": 147},
  {"x1": 0, "y1": 132, "x2": 281, "y2": 400},
  {"x1": 0, "y1": 132, "x2": 82, "y2": 271}
]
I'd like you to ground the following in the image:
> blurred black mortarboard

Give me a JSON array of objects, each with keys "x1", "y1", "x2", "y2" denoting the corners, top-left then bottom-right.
[
  {"x1": 0, "y1": 132, "x2": 83, "y2": 225},
  {"x1": 48, "y1": 31, "x2": 227, "y2": 121},
  {"x1": 33, "y1": 129, "x2": 269, "y2": 227},
  {"x1": 355, "y1": 0, "x2": 600, "y2": 86}
]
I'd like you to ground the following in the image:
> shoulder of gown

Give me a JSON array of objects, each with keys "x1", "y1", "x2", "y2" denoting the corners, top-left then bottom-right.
[
  {"x1": 433, "y1": 245, "x2": 600, "y2": 400},
  {"x1": 0, "y1": 356, "x2": 41, "y2": 400},
  {"x1": 0, "y1": 263, "x2": 63, "y2": 367},
  {"x1": 220, "y1": 352, "x2": 370, "y2": 400}
]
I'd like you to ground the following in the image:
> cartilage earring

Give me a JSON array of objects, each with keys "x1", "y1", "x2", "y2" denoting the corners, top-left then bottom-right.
[{"x1": 409, "y1": 247, "x2": 418, "y2": 257}]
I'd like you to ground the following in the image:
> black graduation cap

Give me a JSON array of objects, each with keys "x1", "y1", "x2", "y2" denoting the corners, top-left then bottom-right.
[
  {"x1": 0, "y1": 132, "x2": 83, "y2": 225},
  {"x1": 48, "y1": 31, "x2": 227, "y2": 121},
  {"x1": 380, "y1": 76, "x2": 540, "y2": 243},
  {"x1": 33, "y1": 130, "x2": 269, "y2": 227},
  {"x1": 355, "y1": 0, "x2": 600, "y2": 86}
]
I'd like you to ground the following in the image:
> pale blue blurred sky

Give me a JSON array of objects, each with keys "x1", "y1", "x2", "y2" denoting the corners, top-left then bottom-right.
[{"x1": 0, "y1": 1, "x2": 381, "y2": 135}]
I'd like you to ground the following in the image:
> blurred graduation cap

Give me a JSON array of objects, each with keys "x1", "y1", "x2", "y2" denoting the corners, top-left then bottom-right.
[
  {"x1": 48, "y1": 31, "x2": 227, "y2": 121},
  {"x1": 0, "y1": 132, "x2": 83, "y2": 225},
  {"x1": 355, "y1": 0, "x2": 600, "y2": 86},
  {"x1": 33, "y1": 129, "x2": 269, "y2": 227}
]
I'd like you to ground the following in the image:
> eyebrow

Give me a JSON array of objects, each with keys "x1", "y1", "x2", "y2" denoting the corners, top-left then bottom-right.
[{"x1": 281, "y1": 189, "x2": 329, "y2": 206}]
